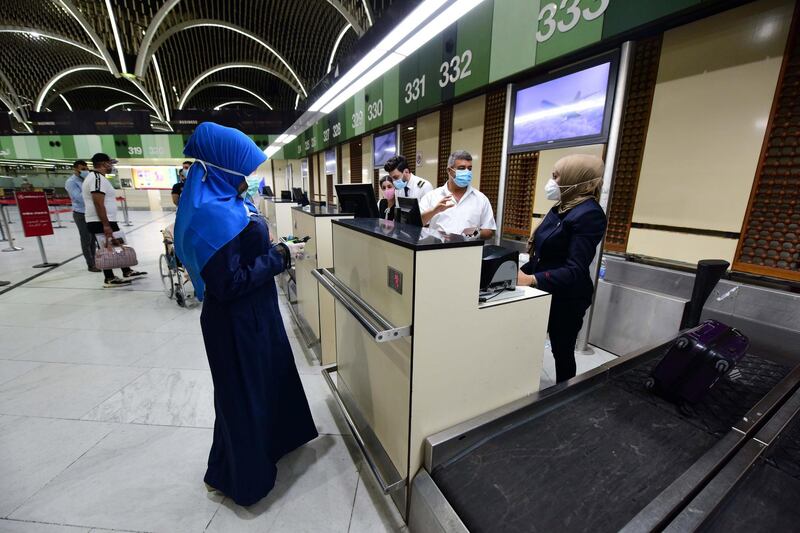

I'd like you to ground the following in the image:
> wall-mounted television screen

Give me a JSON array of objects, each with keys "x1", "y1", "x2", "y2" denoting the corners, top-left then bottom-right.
[
  {"x1": 510, "y1": 56, "x2": 616, "y2": 152},
  {"x1": 130, "y1": 167, "x2": 178, "y2": 190},
  {"x1": 373, "y1": 130, "x2": 397, "y2": 168},
  {"x1": 325, "y1": 149, "x2": 336, "y2": 175}
]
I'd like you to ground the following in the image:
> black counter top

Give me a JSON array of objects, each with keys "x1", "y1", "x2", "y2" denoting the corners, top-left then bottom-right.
[
  {"x1": 292, "y1": 205, "x2": 352, "y2": 217},
  {"x1": 264, "y1": 198, "x2": 296, "y2": 204},
  {"x1": 332, "y1": 218, "x2": 484, "y2": 251}
]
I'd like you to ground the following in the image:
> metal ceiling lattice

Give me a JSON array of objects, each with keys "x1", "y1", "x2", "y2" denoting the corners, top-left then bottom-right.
[{"x1": 0, "y1": 0, "x2": 400, "y2": 132}]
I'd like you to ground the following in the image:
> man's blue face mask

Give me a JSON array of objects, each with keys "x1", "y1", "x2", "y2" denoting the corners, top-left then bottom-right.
[
  {"x1": 453, "y1": 169, "x2": 472, "y2": 188},
  {"x1": 393, "y1": 178, "x2": 407, "y2": 190}
]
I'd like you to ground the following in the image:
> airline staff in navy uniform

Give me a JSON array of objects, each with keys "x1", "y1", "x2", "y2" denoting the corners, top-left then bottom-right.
[{"x1": 517, "y1": 154, "x2": 607, "y2": 383}]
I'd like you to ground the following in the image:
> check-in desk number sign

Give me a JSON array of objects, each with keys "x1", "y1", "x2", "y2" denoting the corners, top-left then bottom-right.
[{"x1": 388, "y1": 267, "x2": 403, "y2": 295}]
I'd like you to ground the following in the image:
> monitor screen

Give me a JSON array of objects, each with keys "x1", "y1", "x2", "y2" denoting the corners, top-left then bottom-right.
[
  {"x1": 511, "y1": 61, "x2": 613, "y2": 151},
  {"x1": 292, "y1": 187, "x2": 303, "y2": 203},
  {"x1": 396, "y1": 197, "x2": 422, "y2": 227},
  {"x1": 335, "y1": 184, "x2": 379, "y2": 218},
  {"x1": 373, "y1": 130, "x2": 397, "y2": 168},
  {"x1": 325, "y1": 149, "x2": 336, "y2": 175},
  {"x1": 281, "y1": 190, "x2": 292, "y2": 200},
  {"x1": 262, "y1": 185, "x2": 274, "y2": 197},
  {"x1": 130, "y1": 167, "x2": 178, "y2": 190}
]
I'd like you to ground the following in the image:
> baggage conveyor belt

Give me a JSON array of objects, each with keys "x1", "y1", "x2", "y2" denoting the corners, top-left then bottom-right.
[{"x1": 422, "y1": 343, "x2": 800, "y2": 533}]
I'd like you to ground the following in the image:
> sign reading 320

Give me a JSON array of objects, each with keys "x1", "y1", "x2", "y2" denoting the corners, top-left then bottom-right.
[{"x1": 536, "y1": 0, "x2": 609, "y2": 43}]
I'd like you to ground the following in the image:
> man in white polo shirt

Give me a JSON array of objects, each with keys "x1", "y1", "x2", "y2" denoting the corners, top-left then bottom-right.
[
  {"x1": 419, "y1": 150, "x2": 496, "y2": 240},
  {"x1": 83, "y1": 152, "x2": 146, "y2": 287}
]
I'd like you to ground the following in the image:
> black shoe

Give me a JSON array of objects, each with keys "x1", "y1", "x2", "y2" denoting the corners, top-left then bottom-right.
[
  {"x1": 88, "y1": 266, "x2": 101, "y2": 273},
  {"x1": 123, "y1": 270, "x2": 147, "y2": 279},
  {"x1": 103, "y1": 277, "x2": 132, "y2": 288}
]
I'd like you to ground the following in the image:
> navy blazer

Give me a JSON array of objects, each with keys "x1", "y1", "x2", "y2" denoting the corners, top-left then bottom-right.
[{"x1": 521, "y1": 199, "x2": 607, "y2": 302}]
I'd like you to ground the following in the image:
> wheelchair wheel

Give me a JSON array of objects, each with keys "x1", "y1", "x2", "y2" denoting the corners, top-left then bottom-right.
[
  {"x1": 159, "y1": 254, "x2": 174, "y2": 298},
  {"x1": 173, "y1": 268, "x2": 188, "y2": 307}
]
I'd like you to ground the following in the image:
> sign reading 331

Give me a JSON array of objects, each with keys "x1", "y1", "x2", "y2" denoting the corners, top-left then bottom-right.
[{"x1": 536, "y1": 0, "x2": 609, "y2": 43}]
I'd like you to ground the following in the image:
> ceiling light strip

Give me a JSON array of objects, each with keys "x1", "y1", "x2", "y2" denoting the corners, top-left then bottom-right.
[
  {"x1": 214, "y1": 101, "x2": 259, "y2": 110},
  {"x1": 0, "y1": 28, "x2": 103, "y2": 58},
  {"x1": 103, "y1": 0, "x2": 127, "y2": 73},
  {"x1": 327, "y1": 23, "x2": 352, "y2": 74},
  {"x1": 59, "y1": 94, "x2": 73, "y2": 111},
  {"x1": 34, "y1": 65, "x2": 107, "y2": 111},
  {"x1": 152, "y1": 55, "x2": 171, "y2": 122},
  {"x1": 57, "y1": 0, "x2": 117, "y2": 74}
]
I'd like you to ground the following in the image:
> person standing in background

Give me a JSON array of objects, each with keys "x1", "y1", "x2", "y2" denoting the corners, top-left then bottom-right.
[
  {"x1": 377, "y1": 176, "x2": 396, "y2": 220},
  {"x1": 83, "y1": 153, "x2": 147, "y2": 287},
  {"x1": 65, "y1": 159, "x2": 99, "y2": 272},
  {"x1": 172, "y1": 160, "x2": 192, "y2": 207},
  {"x1": 384, "y1": 155, "x2": 433, "y2": 200}
]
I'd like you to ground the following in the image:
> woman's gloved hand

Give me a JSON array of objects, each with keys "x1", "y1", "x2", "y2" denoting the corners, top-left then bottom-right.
[{"x1": 284, "y1": 241, "x2": 306, "y2": 260}]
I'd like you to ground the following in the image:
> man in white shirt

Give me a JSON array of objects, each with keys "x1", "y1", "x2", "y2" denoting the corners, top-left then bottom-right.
[
  {"x1": 419, "y1": 150, "x2": 496, "y2": 240},
  {"x1": 82, "y1": 152, "x2": 146, "y2": 287},
  {"x1": 383, "y1": 155, "x2": 433, "y2": 200}
]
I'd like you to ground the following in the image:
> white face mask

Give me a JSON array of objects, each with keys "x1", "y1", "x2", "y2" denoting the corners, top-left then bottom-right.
[{"x1": 544, "y1": 178, "x2": 561, "y2": 201}]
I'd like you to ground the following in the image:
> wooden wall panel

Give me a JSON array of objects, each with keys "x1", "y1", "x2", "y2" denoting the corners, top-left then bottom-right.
[
  {"x1": 401, "y1": 120, "x2": 417, "y2": 174},
  {"x1": 605, "y1": 35, "x2": 662, "y2": 252},
  {"x1": 502, "y1": 151, "x2": 539, "y2": 238},
  {"x1": 349, "y1": 139, "x2": 362, "y2": 183},
  {"x1": 735, "y1": 4, "x2": 800, "y2": 280},
  {"x1": 480, "y1": 88, "x2": 506, "y2": 214},
  {"x1": 437, "y1": 106, "x2": 453, "y2": 187}
]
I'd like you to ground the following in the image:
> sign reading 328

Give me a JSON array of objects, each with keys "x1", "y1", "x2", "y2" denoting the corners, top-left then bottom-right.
[{"x1": 536, "y1": 0, "x2": 609, "y2": 43}]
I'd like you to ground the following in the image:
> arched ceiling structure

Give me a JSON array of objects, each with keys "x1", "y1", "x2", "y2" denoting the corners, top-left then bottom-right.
[{"x1": 0, "y1": 0, "x2": 400, "y2": 132}]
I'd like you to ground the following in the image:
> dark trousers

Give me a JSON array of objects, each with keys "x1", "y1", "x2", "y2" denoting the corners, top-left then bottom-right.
[
  {"x1": 547, "y1": 297, "x2": 591, "y2": 383},
  {"x1": 72, "y1": 211, "x2": 94, "y2": 268},
  {"x1": 86, "y1": 221, "x2": 131, "y2": 281}
]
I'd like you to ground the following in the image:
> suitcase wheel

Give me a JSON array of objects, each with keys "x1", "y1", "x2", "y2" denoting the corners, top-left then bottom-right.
[
  {"x1": 715, "y1": 359, "x2": 730, "y2": 373},
  {"x1": 644, "y1": 377, "x2": 655, "y2": 390},
  {"x1": 675, "y1": 337, "x2": 690, "y2": 350}
]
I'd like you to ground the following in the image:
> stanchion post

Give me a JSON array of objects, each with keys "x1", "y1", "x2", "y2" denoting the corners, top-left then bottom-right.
[
  {"x1": 32, "y1": 236, "x2": 58, "y2": 268},
  {"x1": 0, "y1": 203, "x2": 22, "y2": 252},
  {"x1": 122, "y1": 191, "x2": 133, "y2": 226},
  {"x1": 51, "y1": 204, "x2": 66, "y2": 228}
]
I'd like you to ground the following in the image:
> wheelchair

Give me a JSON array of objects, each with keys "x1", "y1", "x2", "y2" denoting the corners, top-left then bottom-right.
[{"x1": 159, "y1": 229, "x2": 194, "y2": 307}]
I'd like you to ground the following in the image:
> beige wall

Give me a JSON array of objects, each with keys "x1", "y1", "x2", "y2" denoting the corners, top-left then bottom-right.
[
  {"x1": 415, "y1": 111, "x2": 440, "y2": 183},
  {"x1": 361, "y1": 135, "x2": 373, "y2": 185},
  {"x1": 451, "y1": 95, "x2": 486, "y2": 189},
  {"x1": 629, "y1": 0, "x2": 792, "y2": 264},
  {"x1": 341, "y1": 143, "x2": 351, "y2": 185},
  {"x1": 628, "y1": 228, "x2": 740, "y2": 265}
]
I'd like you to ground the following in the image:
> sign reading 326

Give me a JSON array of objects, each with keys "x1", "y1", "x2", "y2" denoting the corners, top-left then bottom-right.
[{"x1": 536, "y1": 0, "x2": 609, "y2": 43}]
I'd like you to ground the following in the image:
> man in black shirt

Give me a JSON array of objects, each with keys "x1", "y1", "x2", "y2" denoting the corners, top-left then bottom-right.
[{"x1": 172, "y1": 160, "x2": 192, "y2": 206}]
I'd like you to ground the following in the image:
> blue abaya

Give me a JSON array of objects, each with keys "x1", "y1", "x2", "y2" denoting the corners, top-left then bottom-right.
[
  {"x1": 173, "y1": 122, "x2": 317, "y2": 506},
  {"x1": 200, "y1": 214, "x2": 318, "y2": 506}
]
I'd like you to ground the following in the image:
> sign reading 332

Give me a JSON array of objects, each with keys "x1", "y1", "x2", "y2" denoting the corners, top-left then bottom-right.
[{"x1": 536, "y1": 0, "x2": 610, "y2": 43}]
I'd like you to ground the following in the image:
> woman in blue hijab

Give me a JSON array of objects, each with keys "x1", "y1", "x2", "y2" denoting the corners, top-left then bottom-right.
[{"x1": 175, "y1": 122, "x2": 317, "y2": 506}]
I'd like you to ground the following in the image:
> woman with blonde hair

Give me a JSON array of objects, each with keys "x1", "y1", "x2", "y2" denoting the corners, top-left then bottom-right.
[{"x1": 518, "y1": 154, "x2": 607, "y2": 383}]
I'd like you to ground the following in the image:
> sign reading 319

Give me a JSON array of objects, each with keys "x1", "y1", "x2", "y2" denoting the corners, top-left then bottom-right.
[{"x1": 536, "y1": 0, "x2": 609, "y2": 43}]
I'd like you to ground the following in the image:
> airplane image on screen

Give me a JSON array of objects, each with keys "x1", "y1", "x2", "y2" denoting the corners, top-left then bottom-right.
[{"x1": 541, "y1": 90, "x2": 600, "y2": 121}]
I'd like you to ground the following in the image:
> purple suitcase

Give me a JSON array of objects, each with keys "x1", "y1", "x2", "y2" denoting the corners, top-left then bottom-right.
[{"x1": 645, "y1": 319, "x2": 750, "y2": 405}]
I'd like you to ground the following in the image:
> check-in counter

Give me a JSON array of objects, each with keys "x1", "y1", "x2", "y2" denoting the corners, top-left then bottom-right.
[
  {"x1": 263, "y1": 198, "x2": 295, "y2": 240},
  {"x1": 290, "y1": 205, "x2": 353, "y2": 364},
  {"x1": 315, "y1": 218, "x2": 551, "y2": 518}
]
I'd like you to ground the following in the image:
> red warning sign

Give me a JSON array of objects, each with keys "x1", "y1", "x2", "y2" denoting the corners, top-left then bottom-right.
[{"x1": 15, "y1": 192, "x2": 54, "y2": 237}]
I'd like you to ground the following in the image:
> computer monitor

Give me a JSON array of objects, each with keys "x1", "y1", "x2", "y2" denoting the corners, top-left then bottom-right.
[
  {"x1": 292, "y1": 187, "x2": 304, "y2": 203},
  {"x1": 396, "y1": 197, "x2": 423, "y2": 227},
  {"x1": 300, "y1": 192, "x2": 310, "y2": 207},
  {"x1": 262, "y1": 185, "x2": 274, "y2": 197},
  {"x1": 280, "y1": 190, "x2": 292, "y2": 200},
  {"x1": 335, "y1": 183, "x2": 379, "y2": 218}
]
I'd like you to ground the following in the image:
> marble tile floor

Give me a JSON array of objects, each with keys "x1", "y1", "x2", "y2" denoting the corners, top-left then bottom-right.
[{"x1": 0, "y1": 209, "x2": 616, "y2": 532}]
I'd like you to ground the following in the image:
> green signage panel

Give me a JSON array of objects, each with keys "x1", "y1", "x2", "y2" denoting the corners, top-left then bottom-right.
[
  {"x1": 490, "y1": 0, "x2": 541, "y2": 82},
  {"x1": 534, "y1": 0, "x2": 606, "y2": 65},
  {"x1": 365, "y1": 76, "x2": 385, "y2": 132},
  {"x1": 454, "y1": 0, "x2": 494, "y2": 98}
]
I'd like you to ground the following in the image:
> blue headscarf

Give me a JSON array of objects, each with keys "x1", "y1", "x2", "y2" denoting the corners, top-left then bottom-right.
[{"x1": 174, "y1": 122, "x2": 267, "y2": 301}]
